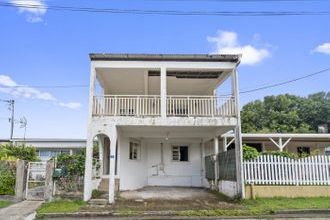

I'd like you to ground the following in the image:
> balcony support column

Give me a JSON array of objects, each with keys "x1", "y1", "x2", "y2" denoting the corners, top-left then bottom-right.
[
  {"x1": 231, "y1": 68, "x2": 245, "y2": 199},
  {"x1": 160, "y1": 67, "x2": 167, "y2": 118}
]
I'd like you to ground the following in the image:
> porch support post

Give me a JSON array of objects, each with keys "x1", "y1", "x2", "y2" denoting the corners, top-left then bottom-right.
[
  {"x1": 83, "y1": 134, "x2": 94, "y2": 201},
  {"x1": 98, "y1": 136, "x2": 104, "y2": 177},
  {"x1": 222, "y1": 136, "x2": 227, "y2": 152},
  {"x1": 108, "y1": 126, "x2": 118, "y2": 204},
  {"x1": 231, "y1": 68, "x2": 245, "y2": 199},
  {"x1": 83, "y1": 63, "x2": 97, "y2": 201},
  {"x1": 213, "y1": 136, "x2": 219, "y2": 188},
  {"x1": 160, "y1": 66, "x2": 167, "y2": 118}
]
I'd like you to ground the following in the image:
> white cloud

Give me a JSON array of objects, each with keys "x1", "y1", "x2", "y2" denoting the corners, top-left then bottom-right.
[
  {"x1": 59, "y1": 102, "x2": 82, "y2": 110},
  {"x1": 0, "y1": 74, "x2": 81, "y2": 109},
  {"x1": 10, "y1": 0, "x2": 47, "y2": 23},
  {"x1": 312, "y1": 42, "x2": 330, "y2": 55},
  {"x1": 207, "y1": 30, "x2": 270, "y2": 65}
]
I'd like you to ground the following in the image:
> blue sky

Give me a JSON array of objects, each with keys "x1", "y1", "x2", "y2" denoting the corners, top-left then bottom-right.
[{"x1": 0, "y1": 0, "x2": 329, "y2": 139}]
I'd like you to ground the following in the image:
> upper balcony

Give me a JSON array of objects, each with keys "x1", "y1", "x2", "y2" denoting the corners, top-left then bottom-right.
[{"x1": 89, "y1": 53, "x2": 241, "y2": 121}]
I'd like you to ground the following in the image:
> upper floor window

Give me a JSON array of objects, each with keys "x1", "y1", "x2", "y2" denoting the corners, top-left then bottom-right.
[
  {"x1": 172, "y1": 145, "x2": 189, "y2": 162},
  {"x1": 129, "y1": 141, "x2": 140, "y2": 160}
]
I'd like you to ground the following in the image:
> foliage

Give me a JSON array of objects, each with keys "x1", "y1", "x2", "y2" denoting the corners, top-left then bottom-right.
[
  {"x1": 262, "y1": 150, "x2": 297, "y2": 159},
  {"x1": 0, "y1": 200, "x2": 12, "y2": 209},
  {"x1": 0, "y1": 144, "x2": 39, "y2": 161},
  {"x1": 243, "y1": 145, "x2": 260, "y2": 160},
  {"x1": 57, "y1": 150, "x2": 85, "y2": 177},
  {"x1": 55, "y1": 150, "x2": 85, "y2": 192},
  {"x1": 0, "y1": 161, "x2": 16, "y2": 195},
  {"x1": 91, "y1": 189, "x2": 102, "y2": 199},
  {"x1": 37, "y1": 199, "x2": 86, "y2": 215},
  {"x1": 241, "y1": 92, "x2": 329, "y2": 133}
]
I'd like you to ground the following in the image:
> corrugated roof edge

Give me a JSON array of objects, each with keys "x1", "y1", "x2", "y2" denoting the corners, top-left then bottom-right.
[{"x1": 89, "y1": 53, "x2": 241, "y2": 62}]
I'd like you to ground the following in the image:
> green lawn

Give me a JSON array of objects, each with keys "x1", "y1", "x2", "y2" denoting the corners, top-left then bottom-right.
[
  {"x1": 0, "y1": 200, "x2": 12, "y2": 209},
  {"x1": 36, "y1": 197, "x2": 330, "y2": 217},
  {"x1": 179, "y1": 197, "x2": 330, "y2": 216},
  {"x1": 37, "y1": 199, "x2": 86, "y2": 214}
]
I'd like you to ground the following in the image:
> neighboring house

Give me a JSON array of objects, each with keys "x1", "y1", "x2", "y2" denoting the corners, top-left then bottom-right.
[
  {"x1": 84, "y1": 53, "x2": 244, "y2": 203},
  {"x1": 0, "y1": 138, "x2": 86, "y2": 161},
  {"x1": 221, "y1": 133, "x2": 330, "y2": 156}
]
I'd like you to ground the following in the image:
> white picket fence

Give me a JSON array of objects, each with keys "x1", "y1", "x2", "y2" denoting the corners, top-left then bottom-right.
[{"x1": 243, "y1": 155, "x2": 330, "y2": 185}]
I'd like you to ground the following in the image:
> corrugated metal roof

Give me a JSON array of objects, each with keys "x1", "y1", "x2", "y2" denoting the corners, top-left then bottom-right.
[{"x1": 89, "y1": 53, "x2": 241, "y2": 62}]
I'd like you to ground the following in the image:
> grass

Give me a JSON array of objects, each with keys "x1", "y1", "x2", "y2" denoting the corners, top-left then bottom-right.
[
  {"x1": 35, "y1": 197, "x2": 330, "y2": 217},
  {"x1": 37, "y1": 199, "x2": 86, "y2": 215},
  {"x1": 178, "y1": 197, "x2": 330, "y2": 217},
  {"x1": 0, "y1": 200, "x2": 12, "y2": 209}
]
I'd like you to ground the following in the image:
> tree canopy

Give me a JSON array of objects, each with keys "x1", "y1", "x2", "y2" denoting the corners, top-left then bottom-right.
[{"x1": 241, "y1": 92, "x2": 330, "y2": 133}]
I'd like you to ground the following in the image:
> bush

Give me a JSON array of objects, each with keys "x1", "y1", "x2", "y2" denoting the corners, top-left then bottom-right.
[
  {"x1": 263, "y1": 151, "x2": 297, "y2": 159},
  {"x1": 0, "y1": 161, "x2": 16, "y2": 195},
  {"x1": 243, "y1": 144, "x2": 260, "y2": 160},
  {"x1": 0, "y1": 144, "x2": 39, "y2": 161}
]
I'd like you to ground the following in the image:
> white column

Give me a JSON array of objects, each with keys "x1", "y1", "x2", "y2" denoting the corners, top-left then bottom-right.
[
  {"x1": 98, "y1": 136, "x2": 104, "y2": 177},
  {"x1": 214, "y1": 136, "x2": 219, "y2": 187},
  {"x1": 231, "y1": 68, "x2": 245, "y2": 199},
  {"x1": 222, "y1": 136, "x2": 227, "y2": 152},
  {"x1": 160, "y1": 67, "x2": 167, "y2": 118},
  {"x1": 108, "y1": 126, "x2": 118, "y2": 204},
  {"x1": 83, "y1": 134, "x2": 94, "y2": 201}
]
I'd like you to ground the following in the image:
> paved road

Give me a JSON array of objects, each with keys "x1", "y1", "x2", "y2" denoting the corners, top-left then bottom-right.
[{"x1": 0, "y1": 200, "x2": 43, "y2": 220}]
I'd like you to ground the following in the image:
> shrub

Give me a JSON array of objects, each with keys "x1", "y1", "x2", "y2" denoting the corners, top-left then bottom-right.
[
  {"x1": 243, "y1": 144, "x2": 260, "y2": 160},
  {"x1": 263, "y1": 151, "x2": 297, "y2": 159},
  {"x1": 0, "y1": 144, "x2": 39, "y2": 161},
  {"x1": 91, "y1": 189, "x2": 102, "y2": 199},
  {"x1": 0, "y1": 161, "x2": 16, "y2": 195}
]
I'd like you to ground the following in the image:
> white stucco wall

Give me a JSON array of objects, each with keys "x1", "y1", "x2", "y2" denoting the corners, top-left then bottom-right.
[
  {"x1": 218, "y1": 180, "x2": 237, "y2": 198},
  {"x1": 118, "y1": 138, "x2": 204, "y2": 190},
  {"x1": 146, "y1": 141, "x2": 203, "y2": 187},
  {"x1": 119, "y1": 136, "x2": 148, "y2": 190}
]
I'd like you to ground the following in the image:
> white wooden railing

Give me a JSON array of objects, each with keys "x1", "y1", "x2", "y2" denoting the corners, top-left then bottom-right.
[
  {"x1": 93, "y1": 95, "x2": 161, "y2": 116},
  {"x1": 92, "y1": 95, "x2": 236, "y2": 117},
  {"x1": 243, "y1": 155, "x2": 330, "y2": 185},
  {"x1": 167, "y1": 96, "x2": 236, "y2": 117}
]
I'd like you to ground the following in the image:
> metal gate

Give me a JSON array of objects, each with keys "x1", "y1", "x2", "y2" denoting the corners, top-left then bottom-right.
[{"x1": 26, "y1": 161, "x2": 47, "y2": 200}]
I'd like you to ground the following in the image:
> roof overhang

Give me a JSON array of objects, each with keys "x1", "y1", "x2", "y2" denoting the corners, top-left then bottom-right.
[{"x1": 90, "y1": 53, "x2": 241, "y2": 63}]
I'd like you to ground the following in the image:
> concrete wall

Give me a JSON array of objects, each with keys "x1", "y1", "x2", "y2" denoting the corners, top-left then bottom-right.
[
  {"x1": 218, "y1": 180, "x2": 237, "y2": 198},
  {"x1": 147, "y1": 140, "x2": 203, "y2": 187},
  {"x1": 118, "y1": 137, "x2": 203, "y2": 190},
  {"x1": 245, "y1": 184, "x2": 330, "y2": 199},
  {"x1": 119, "y1": 136, "x2": 148, "y2": 190}
]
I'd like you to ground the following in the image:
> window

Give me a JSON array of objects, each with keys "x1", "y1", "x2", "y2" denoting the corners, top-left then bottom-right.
[
  {"x1": 129, "y1": 141, "x2": 140, "y2": 160},
  {"x1": 172, "y1": 145, "x2": 189, "y2": 162},
  {"x1": 297, "y1": 147, "x2": 310, "y2": 156}
]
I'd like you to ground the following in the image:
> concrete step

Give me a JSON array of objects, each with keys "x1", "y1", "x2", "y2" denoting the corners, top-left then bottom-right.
[
  {"x1": 88, "y1": 198, "x2": 108, "y2": 205},
  {"x1": 98, "y1": 178, "x2": 120, "y2": 192}
]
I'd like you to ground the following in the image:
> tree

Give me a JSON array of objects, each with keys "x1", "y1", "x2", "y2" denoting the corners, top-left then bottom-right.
[{"x1": 241, "y1": 92, "x2": 329, "y2": 133}]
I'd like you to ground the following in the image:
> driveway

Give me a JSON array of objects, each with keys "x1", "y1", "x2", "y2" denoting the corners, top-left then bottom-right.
[{"x1": 0, "y1": 200, "x2": 43, "y2": 220}]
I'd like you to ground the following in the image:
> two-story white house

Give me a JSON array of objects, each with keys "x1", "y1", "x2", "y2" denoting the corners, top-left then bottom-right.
[{"x1": 83, "y1": 53, "x2": 244, "y2": 203}]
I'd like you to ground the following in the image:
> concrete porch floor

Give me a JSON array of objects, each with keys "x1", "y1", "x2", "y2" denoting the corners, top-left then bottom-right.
[{"x1": 120, "y1": 186, "x2": 216, "y2": 200}]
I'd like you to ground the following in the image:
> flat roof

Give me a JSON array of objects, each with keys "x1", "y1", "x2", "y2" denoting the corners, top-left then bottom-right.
[
  {"x1": 222, "y1": 133, "x2": 330, "y2": 142},
  {"x1": 89, "y1": 53, "x2": 241, "y2": 63},
  {"x1": 11, "y1": 138, "x2": 86, "y2": 143}
]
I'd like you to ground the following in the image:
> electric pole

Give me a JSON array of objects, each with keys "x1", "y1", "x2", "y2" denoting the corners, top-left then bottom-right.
[{"x1": 1, "y1": 99, "x2": 15, "y2": 140}]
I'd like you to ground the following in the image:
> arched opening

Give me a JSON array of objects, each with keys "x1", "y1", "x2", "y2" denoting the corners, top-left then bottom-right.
[{"x1": 93, "y1": 133, "x2": 111, "y2": 178}]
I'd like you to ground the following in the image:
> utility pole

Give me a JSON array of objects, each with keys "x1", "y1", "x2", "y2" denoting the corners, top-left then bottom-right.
[
  {"x1": 9, "y1": 100, "x2": 15, "y2": 140},
  {"x1": 0, "y1": 99, "x2": 15, "y2": 140}
]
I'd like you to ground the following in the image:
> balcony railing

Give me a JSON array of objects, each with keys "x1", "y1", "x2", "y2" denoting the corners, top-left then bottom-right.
[{"x1": 92, "y1": 95, "x2": 236, "y2": 117}]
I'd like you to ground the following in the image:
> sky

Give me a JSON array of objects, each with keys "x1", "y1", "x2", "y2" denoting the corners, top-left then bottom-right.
[{"x1": 0, "y1": 0, "x2": 329, "y2": 139}]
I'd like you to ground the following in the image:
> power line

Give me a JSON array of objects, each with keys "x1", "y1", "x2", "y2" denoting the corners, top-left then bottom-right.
[
  {"x1": 0, "y1": 84, "x2": 88, "y2": 89},
  {"x1": 1, "y1": 2, "x2": 329, "y2": 16},
  {"x1": 239, "y1": 67, "x2": 330, "y2": 94}
]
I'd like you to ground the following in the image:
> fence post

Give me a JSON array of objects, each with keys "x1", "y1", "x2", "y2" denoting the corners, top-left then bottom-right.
[
  {"x1": 44, "y1": 160, "x2": 54, "y2": 201},
  {"x1": 15, "y1": 160, "x2": 27, "y2": 201}
]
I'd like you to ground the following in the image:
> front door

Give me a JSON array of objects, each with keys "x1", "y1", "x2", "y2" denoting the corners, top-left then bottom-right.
[{"x1": 103, "y1": 137, "x2": 110, "y2": 175}]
